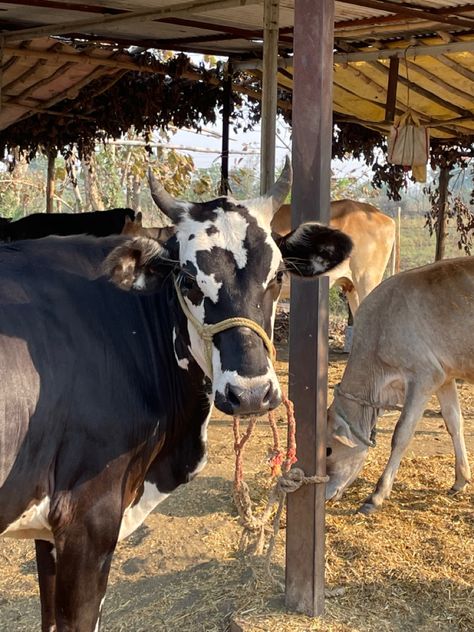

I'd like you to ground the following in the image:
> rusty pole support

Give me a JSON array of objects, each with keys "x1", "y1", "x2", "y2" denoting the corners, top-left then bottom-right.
[
  {"x1": 260, "y1": 0, "x2": 279, "y2": 194},
  {"x1": 385, "y1": 55, "x2": 399, "y2": 123},
  {"x1": 285, "y1": 0, "x2": 334, "y2": 617}
]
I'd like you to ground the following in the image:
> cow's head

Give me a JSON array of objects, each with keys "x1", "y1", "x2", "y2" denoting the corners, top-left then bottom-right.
[
  {"x1": 106, "y1": 159, "x2": 352, "y2": 416},
  {"x1": 325, "y1": 396, "x2": 376, "y2": 500}
]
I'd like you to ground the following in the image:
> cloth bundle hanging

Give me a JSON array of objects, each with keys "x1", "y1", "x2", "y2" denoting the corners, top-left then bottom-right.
[{"x1": 387, "y1": 109, "x2": 430, "y2": 182}]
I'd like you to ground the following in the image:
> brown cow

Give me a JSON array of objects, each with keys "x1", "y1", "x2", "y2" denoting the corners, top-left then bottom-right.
[
  {"x1": 271, "y1": 201, "x2": 395, "y2": 314},
  {"x1": 121, "y1": 212, "x2": 174, "y2": 243}
]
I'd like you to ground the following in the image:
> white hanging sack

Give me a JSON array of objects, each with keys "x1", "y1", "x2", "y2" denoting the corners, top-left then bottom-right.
[{"x1": 388, "y1": 110, "x2": 430, "y2": 167}]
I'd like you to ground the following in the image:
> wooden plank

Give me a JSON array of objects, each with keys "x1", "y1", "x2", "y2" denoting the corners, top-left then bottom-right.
[
  {"x1": 260, "y1": 0, "x2": 279, "y2": 194},
  {"x1": 285, "y1": 0, "x2": 334, "y2": 617}
]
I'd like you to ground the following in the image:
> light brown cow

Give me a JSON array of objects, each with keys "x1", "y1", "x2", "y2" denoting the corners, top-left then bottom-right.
[
  {"x1": 272, "y1": 201, "x2": 395, "y2": 314},
  {"x1": 326, "y1": 257, "x2": 473, "y2": 513}
]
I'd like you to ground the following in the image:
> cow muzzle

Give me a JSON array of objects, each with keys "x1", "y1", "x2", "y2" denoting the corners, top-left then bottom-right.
[
  {"x1": 215, "y1": 379, "x2": 280, "y2": 416},
  {"x1": 174, "y1": 279, "x2": 279, "y2": 415}
]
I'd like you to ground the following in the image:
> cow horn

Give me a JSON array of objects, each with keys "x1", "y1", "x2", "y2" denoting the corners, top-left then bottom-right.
[
  {"x1": 148, "y1": 168, "x2": 187, "y2": 222},
  {"x1": 266, "y1": 156, "x2": 292, "y2": 215}
]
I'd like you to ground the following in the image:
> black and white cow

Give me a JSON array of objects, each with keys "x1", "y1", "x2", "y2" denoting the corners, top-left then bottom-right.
[
  {"x1": 0, "y1": 207, "x2": 135, "y2": 241},
  {"x1": 0, "y1": 161, "x2": 352, "y2": 631}
]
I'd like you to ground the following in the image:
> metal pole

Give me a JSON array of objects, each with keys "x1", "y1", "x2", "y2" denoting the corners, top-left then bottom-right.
[
  {"x1": 260, "y1": 0, "x2": 279, "y2": 194},
  {"x1": 286, "y1": 0, "x2": 334, "y2": 617}
]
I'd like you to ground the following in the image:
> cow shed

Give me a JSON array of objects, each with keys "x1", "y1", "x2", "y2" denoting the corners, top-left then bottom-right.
[{"x1": 0, "y1": 0, "x2": 473, "y2": 620}]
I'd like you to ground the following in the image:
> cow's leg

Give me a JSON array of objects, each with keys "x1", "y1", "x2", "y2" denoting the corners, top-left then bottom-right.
[
  {"x1": 35, "y1": 539, "x2": 57, "y2": 632},
  {"x1": 437, "y1": 380, "x2": 471, "y2": 493},
  {"x1": 359, "y1": 384, "x2": 430, "y2": 514},
  {"x1": 53, "y1": 498, "x2": 121, "y2": 632},
  {"x1": 345, "y1": 286, "x2": 359, "y2": 317}
]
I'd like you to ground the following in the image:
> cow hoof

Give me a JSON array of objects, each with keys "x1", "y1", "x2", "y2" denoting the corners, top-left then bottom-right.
[{"x1": 357, "y1": 502, "x2": 378, "y2": 515}]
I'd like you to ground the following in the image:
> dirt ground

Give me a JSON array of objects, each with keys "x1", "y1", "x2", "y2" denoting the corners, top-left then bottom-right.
[{"x1": 0, "y1": 335, "x2": 473, "y2": 631}]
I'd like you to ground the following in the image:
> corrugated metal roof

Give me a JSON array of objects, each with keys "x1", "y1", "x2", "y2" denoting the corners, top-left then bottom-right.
[{"x1": 0, "y1": 1, "x2": 472, "y2": 139}]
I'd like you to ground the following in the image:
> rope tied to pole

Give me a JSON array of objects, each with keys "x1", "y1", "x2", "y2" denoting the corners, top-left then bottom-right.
[{"x1": 232, "y1": 393, "x2": 328, "y2": 581}]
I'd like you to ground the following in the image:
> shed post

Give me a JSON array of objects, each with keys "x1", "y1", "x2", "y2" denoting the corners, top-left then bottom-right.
[
  {"x1": 285, "y1": 0, "x2": 334, "y2": 617},
  {"x1": 435, "y1": 165, "x2": 451, "y2": 261},
  {"x1": 46, "y1": 149, "x2": 56, "y2": 213},
  {"x1": 260, "y1": 0, "x2": 279, "y2": 194},
  {"x1": 219, "y1": 62, "x2": 232, "y2": 196}
]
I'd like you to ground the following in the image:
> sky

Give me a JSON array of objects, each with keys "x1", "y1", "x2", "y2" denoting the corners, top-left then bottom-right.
[{"x1": 169, "y1": 118, "x2": 291, "y2": 171}]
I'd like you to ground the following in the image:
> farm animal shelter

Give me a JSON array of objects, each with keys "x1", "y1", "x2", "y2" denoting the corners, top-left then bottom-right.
[{"x1": 0, "y1": 1, "x2": 473, "y2": 630}]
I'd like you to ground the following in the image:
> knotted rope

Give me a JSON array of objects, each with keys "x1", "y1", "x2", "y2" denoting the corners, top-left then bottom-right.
[
  {"x1": 174, "y1": 278, "x2": 275, "y2": 376},
  {"x1": 233, "y1": 394, "x2": 328, "y2": 580}
]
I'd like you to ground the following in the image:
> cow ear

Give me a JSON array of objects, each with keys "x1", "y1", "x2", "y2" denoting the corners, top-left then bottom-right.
[
  {"x1": 104, "y1": 237, "x2": 176, "y2": 292},
  {"x1": 277, "y1": 222, "x2": 353, "y2": 277},
  {"x1": 332, "y1": 413, "x2": 358, "y2": 448}
]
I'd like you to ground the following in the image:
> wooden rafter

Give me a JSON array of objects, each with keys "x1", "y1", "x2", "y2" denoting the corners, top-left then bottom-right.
[
  {"x1": 2, "y1": 0, "x2": 260, "y2": 42},
  {"x1": 335, "y1": 4, "x2": 474, "y2": 31},
  {"x1": 0, "y1": 0, "x2": 121, "y2": 14},
  {"x1": 337, "y1": 0, "x2": 474, "y2": 29}
]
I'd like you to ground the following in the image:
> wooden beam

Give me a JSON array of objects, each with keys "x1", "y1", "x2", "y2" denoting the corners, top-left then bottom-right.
[
  {"x1": 286, "y1": 0, "x2": 334, "y2": 617},
  {"x1": 159, "y1": 17, "x2": 294, "y2": 44},
  {"x1": 333, "y1": 39, "x2": 474, "y2": 62},
  {"x1": 260, "y1": 0, "x2": 279, "y2": 194},
  {"x1": 0, "y1": 0, "x2": 121, "y2": 14},
  {"x1": 236, "y1": 38, "x2": 474, "y2": 71},
  {"x1": 385, "y1": 55, "x2": 398, "y2": 123},
  {"x1": 3, "y1": 0, "x2": 260, "y2": 42}
]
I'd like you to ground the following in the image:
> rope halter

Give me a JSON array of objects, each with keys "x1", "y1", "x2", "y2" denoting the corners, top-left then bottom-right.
[
  {"x1": 174, "y1": 277, "x2": 276, "y2": 377},
  {"x1": 333, "y1": 383, "x2": 377, "y2": 449}
]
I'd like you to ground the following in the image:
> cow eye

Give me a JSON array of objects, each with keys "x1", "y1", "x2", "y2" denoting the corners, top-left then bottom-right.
[
  {"x1": 179, "y1": 273, "x2": 195, "y2": 291},
  {"x1": 276, "y1": 271, "x2": 284, "y2": 283}
]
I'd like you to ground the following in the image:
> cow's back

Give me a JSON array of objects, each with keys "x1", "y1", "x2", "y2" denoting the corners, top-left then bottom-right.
[
  {"x1": 329, "y1": 200, "x2": 395, "y2": 282},
  {"x1": 4, "y1": 208, "x2": 135, "y2": 241},
  {"x1": 349, "y1": 257, "x2": 474, "y2": 383}
]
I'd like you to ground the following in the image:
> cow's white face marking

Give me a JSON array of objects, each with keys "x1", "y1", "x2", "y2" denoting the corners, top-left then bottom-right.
[
  {"x1": 177, "y1": 208, "x2": 249, "y2": 274},
  {"x1": 1, "y1": 496, "x2": 53, "y2": 542},
  {"x1": 119, "y1": 482, "x2": 169, "y2": 542}
]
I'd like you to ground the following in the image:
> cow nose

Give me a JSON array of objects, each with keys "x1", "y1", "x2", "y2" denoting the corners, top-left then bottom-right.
[{"x1": 224, "y1": 380, "x2": 280, "y2": 415}]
